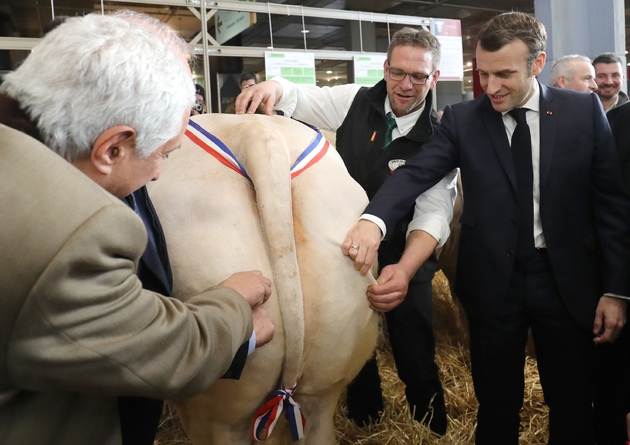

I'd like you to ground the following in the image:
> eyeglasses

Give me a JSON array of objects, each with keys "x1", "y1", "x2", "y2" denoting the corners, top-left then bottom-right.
[{"x1": 387, "y1": 67, "x2": 433, "y2": 85}]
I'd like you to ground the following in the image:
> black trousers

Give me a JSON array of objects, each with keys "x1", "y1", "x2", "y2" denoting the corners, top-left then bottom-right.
[
  {"x1": 347, "y1": 276, "x2": 444, "y2": 420},
  {"x1": 594, "y1": 324, "x2": 630, "y2": 445},
  {"x1": 469, "y1": 251, "x2": 595, "y2": 445}
]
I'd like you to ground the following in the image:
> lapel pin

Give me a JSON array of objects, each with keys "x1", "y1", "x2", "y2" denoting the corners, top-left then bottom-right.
[{"x1": 547, "y1": 111, "x2": 553, "y2": 115}]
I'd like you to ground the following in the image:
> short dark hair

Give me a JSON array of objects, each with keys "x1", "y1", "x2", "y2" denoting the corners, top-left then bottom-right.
[
  {"x1": 387, "y1": 27, "x2": 441, "y2": 72},
  {"x1": 593, "y1": 52, "x2": 623, "y2": 67},
  {"x1": 195, "y1": 84, "x2": 205, "y2": 99},
  {"x1": 239, "y1": 72, "x2": 256, "y2": 84},
  {"x1": 476, "y1": 12, "x2": 547, "y2": 70}
]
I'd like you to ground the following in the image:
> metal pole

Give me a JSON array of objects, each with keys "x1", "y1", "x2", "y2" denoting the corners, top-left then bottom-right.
[{"x1": 201, "y1": 0, "x2": 212, "y2": 112}]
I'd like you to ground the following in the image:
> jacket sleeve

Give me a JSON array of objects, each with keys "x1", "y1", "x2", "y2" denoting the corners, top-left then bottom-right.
[
  {"x1": 364, "y1": 104, "x2": 460, "y2": 235},
  {"x1": 7, "y1": 203, "x2": 253, "y2": 400}
]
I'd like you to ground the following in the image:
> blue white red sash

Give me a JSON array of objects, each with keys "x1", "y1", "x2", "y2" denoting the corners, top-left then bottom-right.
[
  {"x1": 251, "y1": 384, "x2": 305, "y2": 442},
  {"x1": 185, "y1": 120, "x2": 251, "y2": 181},
  {"x1": 185, "y1": 120, "x2": 328, "y2": 180},
  {"x1": 290, "y1": 131, "x2": 329, "y2": 178}
]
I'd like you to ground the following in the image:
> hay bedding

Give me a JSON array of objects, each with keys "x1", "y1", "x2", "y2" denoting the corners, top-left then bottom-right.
[{"x1": 155, "y1": 272, "x2": 549, "y2": 445}]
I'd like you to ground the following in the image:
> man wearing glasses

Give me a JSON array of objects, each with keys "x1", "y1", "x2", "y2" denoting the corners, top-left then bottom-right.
[{"x1": 236, "y1": 27, "x2": 457, "y2": 435}]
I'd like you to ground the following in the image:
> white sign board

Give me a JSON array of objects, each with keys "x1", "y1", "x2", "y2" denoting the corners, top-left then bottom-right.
[
  {"x1": 216, "y1": 0, "x2": 256, "y2": 45},
  {"x1": 265, "y1": 52, "x2": 316, "y2": 85},
  {"x1": 353, "y1": 54, "x2": 387, "y2": 86},
  {"x1": 432, "y1": 18, "x2": 464, "y2": 81}
]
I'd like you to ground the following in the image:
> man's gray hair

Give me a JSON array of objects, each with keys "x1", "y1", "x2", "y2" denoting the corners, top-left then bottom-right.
[
  {"x1": 549, "y1": 54, "x2": 592, "y2": 87},
  {"x1": 0, "y1": 13, "x2": 194, "y2": 162}
]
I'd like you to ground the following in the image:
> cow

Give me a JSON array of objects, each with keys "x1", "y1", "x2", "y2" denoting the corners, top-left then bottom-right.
[{"x1": 147, "y1": 113, "x2": 379, "y2": 445}]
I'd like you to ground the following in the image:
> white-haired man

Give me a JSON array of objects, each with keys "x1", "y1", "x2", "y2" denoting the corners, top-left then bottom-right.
[
  {"x1": 549, "y1": 54, "x2": 597, "y2": 93},
  {"x1": 0, "y1": 13, "x2": 273, "y2": 445}
]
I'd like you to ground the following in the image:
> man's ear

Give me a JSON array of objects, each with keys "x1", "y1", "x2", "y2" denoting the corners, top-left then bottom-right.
[
  {"x1": 557, "y1": 76, "x2": 567, "y2": 88},
  {"x1": 532, "y1": 51, "x2": 546, "y2": 77},
  {"x1": 90, "y1": 126, "x2": 137, "y2": 175}
]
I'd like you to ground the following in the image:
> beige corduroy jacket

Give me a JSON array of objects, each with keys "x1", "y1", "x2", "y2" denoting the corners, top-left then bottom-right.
[{"x1": 0, "y1": 124, "x2": 253, "y2": 445}]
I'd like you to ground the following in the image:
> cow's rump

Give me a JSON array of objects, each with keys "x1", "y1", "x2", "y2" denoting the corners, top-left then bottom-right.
[{"x1": 148, "y1": 114, "x2": 379, "y2": 445}]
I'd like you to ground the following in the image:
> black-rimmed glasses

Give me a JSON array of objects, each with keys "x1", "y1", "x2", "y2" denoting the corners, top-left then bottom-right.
[{"x1": 387, "y1": 67, "x2": 433, "y2": 85}]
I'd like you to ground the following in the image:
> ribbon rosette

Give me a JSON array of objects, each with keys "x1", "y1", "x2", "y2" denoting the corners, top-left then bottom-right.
[{"x1": 251, "y1": 385, "x2": 305, "y2": 442}]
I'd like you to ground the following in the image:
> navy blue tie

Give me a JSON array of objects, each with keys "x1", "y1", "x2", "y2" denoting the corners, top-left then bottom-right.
[{"x1": 509, "y1": 108, "x2": 535, "y2": 262}]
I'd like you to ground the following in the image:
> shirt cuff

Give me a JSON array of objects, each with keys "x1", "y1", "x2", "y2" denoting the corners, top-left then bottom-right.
[
  {"x1": 247, "y1": 332, "x2": 256, "y2": 355},
  {"x1": 270, "y1": 76, "x2": 298, "y2": 117},
  {"x1": 603, "y1": 293, "x2": 630, "y2": 300},
  {"x1": 359, "y1": 214, "x2": 386, "y2": 240}
]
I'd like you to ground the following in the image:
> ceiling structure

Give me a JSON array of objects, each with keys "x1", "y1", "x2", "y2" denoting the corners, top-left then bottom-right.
[{"x1": 0, "y1": 0, "x2": 628, "y2": 90}]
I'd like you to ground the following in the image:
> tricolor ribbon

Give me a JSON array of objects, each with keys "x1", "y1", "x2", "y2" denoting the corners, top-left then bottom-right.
[
  {"x1": 251, "y1": 385, "x2": 305, "y2": 442},
  {"x1": 186, "y1": 120, "x2": 328, "y2": 181},
  {"x1": 185, "y1": 120, "x2": 251, "y2": 181},
  {"x1": 290, "y1": 130, "x2": 329, "y2": 178}
]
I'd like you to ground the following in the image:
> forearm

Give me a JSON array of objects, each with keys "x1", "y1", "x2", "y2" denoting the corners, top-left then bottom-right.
[
  {"x1": 397, "y1": 230, "x2": 439, "y2": 279},
  {"x1": 272, "y1": 76, "x2": 360, "y2": 131}
]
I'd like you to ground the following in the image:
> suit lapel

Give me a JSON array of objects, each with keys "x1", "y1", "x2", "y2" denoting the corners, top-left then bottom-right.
[
  {"x1": 482, "y1": 96, "x2": 518, "y2": 193},
  {"x1": 538, "y1": 83, "x2": 556, "y2": 192}
]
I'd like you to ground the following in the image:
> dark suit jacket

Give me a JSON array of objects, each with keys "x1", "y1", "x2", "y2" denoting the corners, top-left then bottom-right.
[
  {"x1": 607, "y1": 101, "x2": 630, "y2": 191},
  {"x1": 365, "y1": 83, "x2": 630, "y2": 328}
]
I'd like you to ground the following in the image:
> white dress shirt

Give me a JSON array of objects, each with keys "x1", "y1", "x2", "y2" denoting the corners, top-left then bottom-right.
[
  {"x1": 502, "y1": 81, "x2": 546, "y2": 248},
  {"x1": 272, "y1": 76, "x2": 457, "y2": 248}
]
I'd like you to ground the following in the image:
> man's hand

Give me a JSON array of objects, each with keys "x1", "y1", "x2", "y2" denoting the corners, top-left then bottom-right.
[
  {"x1": 366, "y1": 264, "x2": 410, "y2": 312},
  {"x1": 252, "y1": 306, "x2": 274, "y2": 347},
  {"x1": 220, "y1": 270, "x2": 272, "y2": 308},
  {"x1": 593, "y1": 295, "x2": 627, "y2": 343},
  {"x1": 234, "y1": 81, "x2": 283, "y2": 116},
  {"x1": 342, "y1": 220, "x2": 382, "y2": 276}
]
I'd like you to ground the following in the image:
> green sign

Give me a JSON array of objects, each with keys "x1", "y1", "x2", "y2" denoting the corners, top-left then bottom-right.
[{"x1": 265, "y1": 51, "x2": 316, "y2": 85}]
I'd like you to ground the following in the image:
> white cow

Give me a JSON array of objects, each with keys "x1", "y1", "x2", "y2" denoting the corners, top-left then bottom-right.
[{"x1": 148, "y1": 114, "x2": 379, "y2": 445}]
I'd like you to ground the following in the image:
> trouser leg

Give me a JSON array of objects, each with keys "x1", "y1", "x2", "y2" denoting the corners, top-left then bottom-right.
[{"x1": 386, "y1": 278, "x2": 446, "y2": 434}]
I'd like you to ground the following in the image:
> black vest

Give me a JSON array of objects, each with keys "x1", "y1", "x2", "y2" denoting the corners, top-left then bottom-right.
[{"x1": 336, "y1": 80, "x2": 440, "y2": 280}]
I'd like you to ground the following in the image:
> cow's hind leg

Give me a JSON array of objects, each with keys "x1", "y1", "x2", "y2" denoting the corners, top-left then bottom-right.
[{"x1": 295, "y1": 383, "x2": 345, "y2": 445}]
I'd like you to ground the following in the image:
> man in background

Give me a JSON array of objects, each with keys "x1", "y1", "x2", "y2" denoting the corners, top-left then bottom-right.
[
  {"x1": 593, "y1": 52, "x2": 628, "y2": 112},
  {"x1": 549, "y1": 54, "x2": 597, "y2": 93},
  {"x1": 239, "y1": 71, "x2": 257, "y2": 90},
  {"x1": 224, "y1": 72, "x2": 259, "y2": 113},
  {"x1": 596, "y1": 97, "x2": 630, "y2": 445}
]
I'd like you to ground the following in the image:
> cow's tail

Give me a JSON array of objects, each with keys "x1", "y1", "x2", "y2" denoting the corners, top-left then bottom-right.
[{"x1": 242, "y1": 121, "x2": 306, "y2": 442}]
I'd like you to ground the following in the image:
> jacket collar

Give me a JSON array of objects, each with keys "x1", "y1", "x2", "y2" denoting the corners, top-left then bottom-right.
[{"x1": 0, "y1": 94, "x2": 43, "y2": 143}]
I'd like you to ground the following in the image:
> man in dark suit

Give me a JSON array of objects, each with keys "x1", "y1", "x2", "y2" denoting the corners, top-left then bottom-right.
[
  {"x1": 343, "y1": 12, "x2": 630, "y2": 445},
  {"x1": 594, "y1": 101, "x2": 630, "y2": 445}
]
